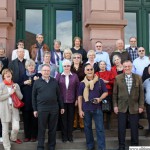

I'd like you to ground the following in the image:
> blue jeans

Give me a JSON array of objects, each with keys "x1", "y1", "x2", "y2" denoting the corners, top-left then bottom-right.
[{"x1": 84, "y1": 109, "x2": 105, "y2": 150}]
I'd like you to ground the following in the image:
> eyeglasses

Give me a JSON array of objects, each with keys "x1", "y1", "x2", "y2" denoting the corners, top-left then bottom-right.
[
  {"x1": 130, "y1": 40, "x2": 136, "y2": 42},
  {"x1": 138, "y1": 50, "x2": 145, "y2": 52},
  {"x1": 42, "y1": 70, "x2": 50, "y2": 72},
  {"x1": 96, "y1": 46, "x2": 102, "y2": 48},
  {"x1": 86, "y1": 68, "x2": 93, "y2": 71},
  {"x1": 73, "y1": 57, "x2": 80, "y2": 59},
  {"x1": 63, "y1": 65, "x2": 71, "y2": 68}
]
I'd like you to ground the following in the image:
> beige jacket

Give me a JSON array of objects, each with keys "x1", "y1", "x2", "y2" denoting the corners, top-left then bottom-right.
[{"x1": 0, "y1": 83, "x2": 23, "y2": 122}]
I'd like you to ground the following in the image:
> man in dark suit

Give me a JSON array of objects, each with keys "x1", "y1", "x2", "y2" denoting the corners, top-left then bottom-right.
[
  {"x1": 9, "y1": 48, "x2": 26, "y2": 85},
  {"x1": 113, "y1": 60, "x2": 144, "y2": 150}
]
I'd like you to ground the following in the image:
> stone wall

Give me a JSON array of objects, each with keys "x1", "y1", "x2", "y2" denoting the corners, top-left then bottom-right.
[
  {"x1": 82, "y1": 0, "x2": 127, "y2": 53},
  {"x1": 0, "y1": 0, "x2": 16, "y2": 58}
]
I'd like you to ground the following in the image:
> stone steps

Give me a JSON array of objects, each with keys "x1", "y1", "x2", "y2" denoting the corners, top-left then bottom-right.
[
  {"x1": 1, "y1": 113, "x2": 148, "y2": 150},
  {"x1": 0, "y1": 136, "x2": 150, "y2": 150}
]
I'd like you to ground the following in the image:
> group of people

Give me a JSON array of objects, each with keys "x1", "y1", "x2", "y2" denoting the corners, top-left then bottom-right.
[{"x1": 0, "y1": 35, "x2": 149, "y2": 150}]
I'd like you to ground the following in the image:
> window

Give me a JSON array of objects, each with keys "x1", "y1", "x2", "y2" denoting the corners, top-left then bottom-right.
[
  {"x1": 25, "y1": 9, "x2": 43, "y2": 50},
  {"x1": 124, "y1": 12, "x2": 137, "y2": 48},
  {"x1": 56, "y1": 10, "x2": 73, "y2": 49}
]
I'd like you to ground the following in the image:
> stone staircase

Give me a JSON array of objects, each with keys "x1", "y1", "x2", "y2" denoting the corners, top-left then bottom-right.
[{"x1": 0, "y1": 113, "x2": 150, "y2": 150}]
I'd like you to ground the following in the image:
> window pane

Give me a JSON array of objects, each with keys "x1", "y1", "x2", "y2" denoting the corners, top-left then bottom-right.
[
  {"x1": 56, "y1": 10, "x2": 72, "y2": 50},
  {"x1": 124, "y1": 12, "x2": 137, "y2": 48},
  {"x1": 25, "y1": 9, "x2": 43, "y2": 50}
]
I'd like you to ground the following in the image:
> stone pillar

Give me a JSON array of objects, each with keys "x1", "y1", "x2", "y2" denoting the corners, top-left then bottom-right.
[
  {"x1": 0, "y1": 0, "x2": 16, "y2": 58},
  {"x1": 82, "y1": 0, "x2": 127, "y2": 53}
]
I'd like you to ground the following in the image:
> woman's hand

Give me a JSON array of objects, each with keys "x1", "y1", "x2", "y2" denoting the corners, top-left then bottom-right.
[
  {"x1": 34, "y1": 76, "x2": 39, "y2": 80},
  {"x1": 24, "y1": 80, "x2": 31, "y2": 85},
  {"x1": 10, "y1": 88, "x2": 15, "y2": 95}
]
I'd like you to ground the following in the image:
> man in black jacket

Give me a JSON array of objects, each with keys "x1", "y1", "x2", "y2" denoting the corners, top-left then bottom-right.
[
  {"x1": 9, "y1": 48, "x2": 26, "y2": 85},
  {"x1": 32, "y1": 64, "x2": 64, "y2": 150}
]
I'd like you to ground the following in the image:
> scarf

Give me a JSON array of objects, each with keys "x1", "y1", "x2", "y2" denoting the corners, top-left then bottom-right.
[
  {"x1": 36, "y1": 42, "x2": 44, "y2": 64},
  {"x1": 26, "y1": 70, "x2": 36, "y2": 77},
  {"x1": 3, "y1": 79, "x2": 14, "y2": 85},
  {"x1": 82, "y1": 75, "x2": 98, "y2": 102}
]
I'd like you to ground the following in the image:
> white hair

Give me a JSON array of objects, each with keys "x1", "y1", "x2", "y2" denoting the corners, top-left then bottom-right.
[{"x1": 62, "y1": 59, "x2": 71, "y2": 66}]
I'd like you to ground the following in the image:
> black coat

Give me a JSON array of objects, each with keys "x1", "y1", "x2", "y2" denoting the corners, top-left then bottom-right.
[
  {"x1": 9, "y1": 58, "x2": 26, "y2": 85},
  {"x1": 21, "y1": 73, "x2": 39, "y2": 111}
]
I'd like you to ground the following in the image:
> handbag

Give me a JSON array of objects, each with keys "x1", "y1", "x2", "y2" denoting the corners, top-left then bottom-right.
[
  {"x1": 98, "y1": 79, "x2": 111, "y2": 112},
  {"x1": 101, "y1": 99, "x2": 111, "y2": 112},
  {"x1": 11, "y1": 92, "x2": 24, "y2": 108}
]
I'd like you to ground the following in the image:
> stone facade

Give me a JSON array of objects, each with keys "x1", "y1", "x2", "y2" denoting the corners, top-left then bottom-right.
[
  {"x1": 82, "y1": 0, "x2": 127, "y2": 53},
  {"x1": 0, "y1": 0, "x2": 127, "y2": 59},
  {"x1": 0, "y1": 0, "x2": 16, "y2": 58}
]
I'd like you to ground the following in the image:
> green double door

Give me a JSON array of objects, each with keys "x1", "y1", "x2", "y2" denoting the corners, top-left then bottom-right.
[
  {"x1": 125, "y1": 0, "x2": 150, "y2": 53},
  {"x1": 17, "y1": 0, "x2": 82, "y2": 50}
]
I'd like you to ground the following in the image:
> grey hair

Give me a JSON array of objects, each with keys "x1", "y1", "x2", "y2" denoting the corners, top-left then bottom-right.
[
  {"x1": 112, "y1": 55, "x2": 121, "y2": 65},
  {"x1": 36, "y1": 33, "x2": 43, "y2": 38},
  {"x1": 54, "y1": 39, "x2": 61, "y2": 45},
  {"x1": 98, "y1": 60, "x2": 106, "y2": 66},
  {"x1": 25, "y1": 59, "x2": 35, "y2": 69},
  {"x1": 71, "y1": 53, "x2": 83, "y2": 64},
  {"x1": 41, "y1": 64, "x2": 50, "y2": 70},
  {"x1": 62, "y1": 59, "x2": 71, "y2": 66}
]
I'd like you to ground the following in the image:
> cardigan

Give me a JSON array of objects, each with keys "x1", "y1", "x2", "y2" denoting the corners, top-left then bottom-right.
[
  {"x1": 56, "y1": 73, "x2": 79, "y2": 103},
  {"x1": 0, "y1": 83, "x2": 23, "y2": 122}
]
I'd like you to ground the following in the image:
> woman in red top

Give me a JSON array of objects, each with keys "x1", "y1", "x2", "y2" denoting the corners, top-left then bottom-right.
[{"x1": 95, "y1": 61, "x2": 115, "y2": 129}]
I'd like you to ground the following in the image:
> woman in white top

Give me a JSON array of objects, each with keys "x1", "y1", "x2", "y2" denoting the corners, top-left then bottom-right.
[{"x1": 0, "y1": 69, "x2": 23, "y2": 150}]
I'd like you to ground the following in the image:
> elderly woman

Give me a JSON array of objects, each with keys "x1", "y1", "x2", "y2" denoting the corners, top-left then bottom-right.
[
  {"x1": 59, "y1": 48, "x2": 72, "y2": 73},
  {"x1": 71, "y1": 53, "x2": 85, "y2": 130},
  {"x1": 21, "y1": 59, "x2": 39, "y2": 142},
  {"x1": 38, "y1": 51, "x2": 57, "y2": 77},
  {"x1": 71, "y1": 36, "x2": 87, "y2": 63},
  {"x1": 111, "y1": 55, "x2": 124, "y2": 76},
  {"x1": 0, "y1": 69, "x2": 23, "y2": 150},
  {"x1": 85, "y1": 50, "x2": 99, "y2": 73},
  {"x1": 95, "y1": 61, "x2": 115, "y2": 129},
  {"x1": 0, "y1": 47, "x2": 9, "y2": 70},
  {"x1": 56, "y1": 59, "x2": 79, "y2": 143}
]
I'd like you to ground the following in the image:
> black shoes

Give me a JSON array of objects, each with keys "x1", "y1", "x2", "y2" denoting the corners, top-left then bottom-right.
[
  {"x1": 138, "y1": 124, "x2": 144, "y2": 129},
  {"x1": 68, "y1": 137, "x2": 73, "y2": 142}
]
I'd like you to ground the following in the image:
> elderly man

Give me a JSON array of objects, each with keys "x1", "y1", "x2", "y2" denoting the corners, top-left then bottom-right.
[
  {"x1": 110, "y1": 39, "x2": 131, "y2": 65},
  {"x1": 51, "y1": 40, "x2": 63, "y2": 66},
  {"x1": 32, "y1": 64, "x2": 64, "y2": 150},
  {"x1": 12, "y1": 39, "x2": 30, "y2": 60},
  {"x1": 94, "y1": 41, "x2": 111, "y2": 70},
  {"x1": 78, "y1": 63, "x2": 108, "y2": 150},
  {"x1": 132, "y1": 47, "x2": 150, "y2": 76},
  {"x1": 126, "y1": 37, "x2": 138, "y2": 62},
  {"x1": 30, "y1": 34, "x2": 49, "y2": 65},
  {"x1": 9, "y1": 48, "x2": 26, "y2": 85},
  {"x1": 113, "y1": 60, "x2": 144, "y2": 150}
]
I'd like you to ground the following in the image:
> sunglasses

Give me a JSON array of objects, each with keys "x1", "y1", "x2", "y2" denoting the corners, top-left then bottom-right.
[
  {"x1": 138, "y1": 50, "x2": 145, "y2": 52},
  {"x1": 63, "y1": 65, "x2": 71, "y2": 68},
  {"x1": 86, "y1": 68, "x2": 93, "y2": 71},
  {"x1": 73, "y1": 57, "x2": 80, "y2": 59},
  {"x1": 96, "y1": 46, "x2": 102, "y2": 48}
]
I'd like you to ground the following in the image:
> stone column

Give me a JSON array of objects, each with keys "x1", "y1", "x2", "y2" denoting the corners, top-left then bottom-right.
[
  {"x1": 82, "y1": 0, "x2": 127, "y2": 53},
  {"x1": 0, "y1": 0, "x2": 16, "y2": 58}
]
